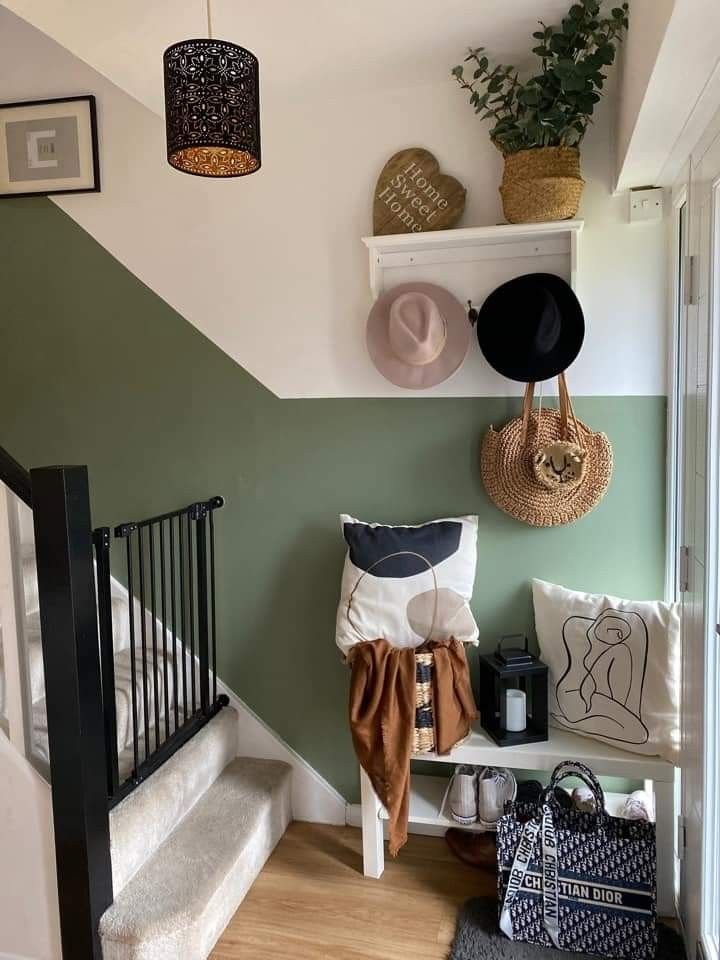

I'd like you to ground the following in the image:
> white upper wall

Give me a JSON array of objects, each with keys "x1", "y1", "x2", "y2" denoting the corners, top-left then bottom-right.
[{"x1": 0, "y1": 6, "x2": 668, "y2": 397}]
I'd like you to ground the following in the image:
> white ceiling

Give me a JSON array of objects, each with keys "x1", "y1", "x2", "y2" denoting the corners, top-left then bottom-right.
[{"x1": 2, "y1": 0, "x2": 577, "y2": 113}]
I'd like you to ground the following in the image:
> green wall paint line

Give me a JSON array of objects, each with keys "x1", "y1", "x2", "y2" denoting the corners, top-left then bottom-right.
[{"x1": 0, "y1": 199, "x2": 666, "y2": 802}]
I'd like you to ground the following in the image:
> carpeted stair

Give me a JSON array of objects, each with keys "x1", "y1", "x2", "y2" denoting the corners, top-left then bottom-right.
[
  {"x1": 109, "y1": 706, "x2": 241, "y2": 892},
  {"x1": 7, "y1": 541, "x2": 293, "y2": 960},
  {"x1": 103, "y1": 706, "x2": 292, "y2": 959}
]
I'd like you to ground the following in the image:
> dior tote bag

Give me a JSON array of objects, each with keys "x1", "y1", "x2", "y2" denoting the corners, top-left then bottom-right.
[{"x1": 496, "y1": 761, "x2": 657, "y2": 959}]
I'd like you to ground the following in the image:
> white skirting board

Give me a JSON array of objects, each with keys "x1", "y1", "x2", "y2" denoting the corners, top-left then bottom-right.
[{"x1": 215, "y1": 678, "x2": 347, "y2": 825}]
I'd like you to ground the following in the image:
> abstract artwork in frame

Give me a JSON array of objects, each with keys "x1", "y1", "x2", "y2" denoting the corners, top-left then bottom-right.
[{"x1": 0, "y1": 95, "x2": 100, "y2": 199}]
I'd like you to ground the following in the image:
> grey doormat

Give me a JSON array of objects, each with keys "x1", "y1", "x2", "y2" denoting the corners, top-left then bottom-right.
[{"x1": 449, "y1": 898, "x2": 686, "y2": 960}]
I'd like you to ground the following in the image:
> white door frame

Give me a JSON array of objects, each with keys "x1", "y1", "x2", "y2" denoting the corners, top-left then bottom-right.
[
  {"x1": 666, "y1": 184, "x2": 688, "y2": 929},
  {"x1": 666, "y1": 181, "x2": 688, "y2": 604},
  {"x1": 670, "y1": 125, "x2": 720, "y2": 960},
  {"x1": 699, "y1": 176, "x2": 720, "y2": 960}
]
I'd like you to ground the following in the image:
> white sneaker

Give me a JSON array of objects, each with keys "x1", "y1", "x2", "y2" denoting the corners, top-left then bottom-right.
[
  {"x1": 441, "y1": 765, "x2": 479, "y2": 824},
  {"x1": 477, "y1": 767, "x2": 517, "y2": 830},
  {"x1": 622, "y1": 790, "x2": 653, "y2": 821}
]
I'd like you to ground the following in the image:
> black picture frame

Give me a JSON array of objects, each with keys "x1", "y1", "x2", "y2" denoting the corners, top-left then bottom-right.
[{"x1": 0, "y1": 94, "x2": 100, "y2": 199}]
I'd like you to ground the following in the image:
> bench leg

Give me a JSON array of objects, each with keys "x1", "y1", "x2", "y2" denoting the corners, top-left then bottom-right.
[
  {"x1": 652, "y1": 779, "x2": 676, "y2": 916},
  {"x1": 360, "y1": 766, "x2": 384, "y2": 878}
]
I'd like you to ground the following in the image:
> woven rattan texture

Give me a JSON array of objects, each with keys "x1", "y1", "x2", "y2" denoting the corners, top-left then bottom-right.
[
  {"x1": 413, "y1": 652, "x2": 435, "y2": 753},
  {"x1": 499, "y1": 147, "x2": 584, "y2": 224},
  {"x1": 481, "y1": 408, "x2": 613, "y2": 527}
]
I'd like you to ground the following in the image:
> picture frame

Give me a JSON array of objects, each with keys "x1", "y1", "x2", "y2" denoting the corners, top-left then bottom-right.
[{"x1": 0, "y1": 95, "x2": 100, "y2": 199}]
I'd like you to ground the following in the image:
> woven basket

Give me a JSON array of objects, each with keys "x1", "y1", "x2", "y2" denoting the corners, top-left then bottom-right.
[
  {"x1": 413, "y1": 651, "x2": 435, "y2": 753},
  {"x1": 500, "y1": 147, "x2": 584, "y2": 224}
]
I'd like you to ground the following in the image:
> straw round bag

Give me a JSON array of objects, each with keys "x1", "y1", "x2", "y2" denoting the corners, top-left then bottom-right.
[{"x1": 481, "y1": 374, "x2": 613, "y2": 527}]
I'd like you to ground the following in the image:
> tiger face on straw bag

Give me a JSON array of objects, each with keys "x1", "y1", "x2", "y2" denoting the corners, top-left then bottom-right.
[{"x1": 480, "y1": 374, "x2": 612, "y2": 527}]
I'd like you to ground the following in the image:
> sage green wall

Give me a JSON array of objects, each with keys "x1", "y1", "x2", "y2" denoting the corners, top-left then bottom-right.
[{"x1": 0, "y1": 199, "x2": 666, "y2": 801}]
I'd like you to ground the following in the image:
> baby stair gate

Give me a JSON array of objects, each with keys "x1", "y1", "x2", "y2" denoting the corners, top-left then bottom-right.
[{"x1": 0, "y1": 446, "x2": 292, "y2": 960}]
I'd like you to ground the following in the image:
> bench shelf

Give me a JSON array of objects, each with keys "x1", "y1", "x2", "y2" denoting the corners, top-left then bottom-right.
[{"x1": 352, "y1": 722, "x2": 677, "y2": 917}]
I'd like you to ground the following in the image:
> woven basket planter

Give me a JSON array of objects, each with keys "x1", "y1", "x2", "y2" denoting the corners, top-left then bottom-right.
[{"x1": 500, "y1": 146, "x2": 584, "y2": 224}]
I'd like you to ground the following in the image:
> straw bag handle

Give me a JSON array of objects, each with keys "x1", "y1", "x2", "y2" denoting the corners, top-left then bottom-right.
[
  {"x1": 521, "y1": 373, "x2": 583, "y2": 449},
  {"x1": 346, "y1": 551, "x2": 440, "y2": 646},
  {"x1": 558, "y1": 374, "x2": 585, "y2": 450}
]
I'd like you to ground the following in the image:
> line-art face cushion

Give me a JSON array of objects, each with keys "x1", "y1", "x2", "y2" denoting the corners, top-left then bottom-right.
[
  {"x1": 532, "y1": 579, "x2": 681, "y2": 763},
  {"x1": 335, "y1": 514, "x2": 479, "y2": 657}
]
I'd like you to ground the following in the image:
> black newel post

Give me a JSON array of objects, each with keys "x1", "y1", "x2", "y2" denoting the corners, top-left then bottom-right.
[{"x1": 31, "y1": 466, "x2": 113, "y2": 960}]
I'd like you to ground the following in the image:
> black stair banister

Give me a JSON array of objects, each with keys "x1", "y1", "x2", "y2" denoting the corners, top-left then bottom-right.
[
  {"x1": 31, "y1": 465, "x2": 113, "y2": 960},
  {"x1": 0, "y1": 443, "x2": 32, "y2": 506},
  {"x1": 2, "y1": 446, "x2": 229, "y2": 956}
]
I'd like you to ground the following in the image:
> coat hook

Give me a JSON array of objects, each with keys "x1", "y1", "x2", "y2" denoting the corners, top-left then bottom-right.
[{"x1": 467, "y1": 300, "x2": 479, "y2": 327}]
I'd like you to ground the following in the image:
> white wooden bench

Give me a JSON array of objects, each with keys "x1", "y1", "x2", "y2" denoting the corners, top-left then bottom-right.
[{"x1": 356, "y1": 724, "x2": 677, "y2": 916}]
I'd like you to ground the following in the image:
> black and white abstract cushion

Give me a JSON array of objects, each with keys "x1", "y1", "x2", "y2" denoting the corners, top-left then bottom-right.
[
  {"x1": 335, "y1": 514, "x2": 479, "y2": 656},
  {"x1": 532, "y1": 579, "x2": 681, "y2": 763}
]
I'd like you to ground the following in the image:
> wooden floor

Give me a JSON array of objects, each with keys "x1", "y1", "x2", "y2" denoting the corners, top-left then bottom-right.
[{"x1": 211, "y1": 823, "x2": 495, "y2": 960}]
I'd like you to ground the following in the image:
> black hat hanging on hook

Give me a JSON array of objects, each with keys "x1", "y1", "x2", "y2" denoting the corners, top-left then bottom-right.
[
  {"x1": 163, "y1": 0, "x2": 261, "y2": 178},
  {"x1": 476, "y1": 273, "x2": 584, "y2": 383}
]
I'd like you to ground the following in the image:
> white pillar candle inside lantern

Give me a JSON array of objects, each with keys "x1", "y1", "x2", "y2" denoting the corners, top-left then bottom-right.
[{"x1": 505, "y1": 688, "x2": 527, "y2": 732}]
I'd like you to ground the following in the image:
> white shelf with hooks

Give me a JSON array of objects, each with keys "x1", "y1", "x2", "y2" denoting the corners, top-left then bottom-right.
[{"x1": 362, "y1": 219, "x2": 583, "y2": 301}]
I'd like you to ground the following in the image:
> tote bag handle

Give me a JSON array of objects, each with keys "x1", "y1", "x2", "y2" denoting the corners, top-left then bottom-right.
[{"x1": 541, "y1": 759, "x2": 606, "y2": 820}]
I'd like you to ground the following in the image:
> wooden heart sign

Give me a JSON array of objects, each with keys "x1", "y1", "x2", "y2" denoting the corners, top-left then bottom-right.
[{"x1": 373, "y1": 147, "x2": 466, "y2": 236}]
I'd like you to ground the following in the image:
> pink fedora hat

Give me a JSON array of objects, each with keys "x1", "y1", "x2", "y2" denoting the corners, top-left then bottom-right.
[{"x1": 367, "y1": 282, "x2": 470, "y2": 389}]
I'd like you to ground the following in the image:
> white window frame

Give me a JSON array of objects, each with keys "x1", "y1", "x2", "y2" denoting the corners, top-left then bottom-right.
[
  {"x1": 669, "y1": 156, "x2": 720, "y2": 959},
  {"x1": 666, "y1": 183, "x2": 687, "y2": 605},
  {"x1": 666, "y1": 185, "x2": 687, "y2": 928},
  {"x1": 700, "y1": 177, "x2": 720, "y2": 960}
]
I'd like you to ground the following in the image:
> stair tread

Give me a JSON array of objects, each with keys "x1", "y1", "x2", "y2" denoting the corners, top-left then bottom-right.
[
  {"x1": 101, "y1": 757, "x2": 291, "y2": 946},
  {"x1": 109, "y1": 705, "x2": 239, "y2": 894}
]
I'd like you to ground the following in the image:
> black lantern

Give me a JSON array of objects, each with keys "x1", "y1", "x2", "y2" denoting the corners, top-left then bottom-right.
[
  {"x1": 163, "y1": 0, "x2": 260, "y2": 178},
  {"x1": 478, "y1": 635, "x2": 548, "y2": 746}
]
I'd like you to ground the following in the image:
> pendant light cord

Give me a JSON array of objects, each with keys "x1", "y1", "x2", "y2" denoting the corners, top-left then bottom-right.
[{"x1": 206, "y1": 0, "x2": 213, "y2": 39}]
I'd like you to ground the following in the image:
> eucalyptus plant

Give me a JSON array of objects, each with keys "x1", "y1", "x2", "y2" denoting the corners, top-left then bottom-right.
[{"x1": 452, "y1": 0, "x2": 629, "y2": 154}]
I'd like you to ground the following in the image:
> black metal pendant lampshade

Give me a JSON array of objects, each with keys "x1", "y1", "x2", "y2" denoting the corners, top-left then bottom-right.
[{"x1": 163, "y1": 35, "x2": 260, "y2": 178}]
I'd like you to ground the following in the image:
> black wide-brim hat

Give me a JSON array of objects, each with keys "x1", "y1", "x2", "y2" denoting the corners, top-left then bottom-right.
[{"x1": 477, "y1": 273, "x2": 584, "y2": 383}]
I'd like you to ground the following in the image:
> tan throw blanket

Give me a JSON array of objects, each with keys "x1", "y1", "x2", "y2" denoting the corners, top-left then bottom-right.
[{"x1": 348, "y1": 638, "x2": 477, "y2": 856}]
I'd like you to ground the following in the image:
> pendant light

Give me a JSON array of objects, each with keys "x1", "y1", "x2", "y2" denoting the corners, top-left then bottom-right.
[{"x1": 163, "y1": 0, "x2": 260, "y2": 177}]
